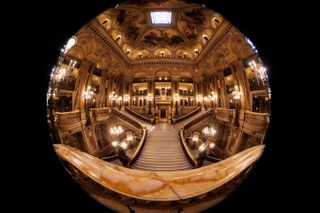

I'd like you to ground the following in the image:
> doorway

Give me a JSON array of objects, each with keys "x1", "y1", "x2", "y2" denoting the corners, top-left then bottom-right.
[{"x1": 160, "y1": 109, "x2": 166, "y2": 118}]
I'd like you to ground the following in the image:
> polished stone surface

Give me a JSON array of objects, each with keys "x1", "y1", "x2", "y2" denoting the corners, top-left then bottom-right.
[{"x1": 55, "y1": 144, "x2": 264, "y2": 201}]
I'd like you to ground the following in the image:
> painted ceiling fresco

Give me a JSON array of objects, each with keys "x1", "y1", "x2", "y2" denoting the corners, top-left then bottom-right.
[{"x1": 97, "y1": 0, "x2": 223, "y2": 60}]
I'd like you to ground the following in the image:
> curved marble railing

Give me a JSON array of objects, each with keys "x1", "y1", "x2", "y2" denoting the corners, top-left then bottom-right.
[
  {"x1": 172, "y1": 107, "x2": 201, "y2": 124},
  {"x1": 55, "y1": 144, "x2": 264, "y2": 201}
]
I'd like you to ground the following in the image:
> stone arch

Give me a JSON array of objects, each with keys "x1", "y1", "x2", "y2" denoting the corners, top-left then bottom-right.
[
  {"x1": 155, "y1": 69, "x2": 172, "y2": 78},
  {"x1": 68, "y1": 45, "x2": 85, "y2": 60},
  {"x1": 179, "y1": 71, "x2": 194, "y2": 79},
  {"x1": 133, "y1": 72, "x2": 147, "y2": 78},
  {"x1": 239, "y1": 44, "x2": 255, "y2": 60},
  {"x1": 76, "y1": 33, "x2": 98, "y2": 58},
  {"x1": 154, "y1": 48, "x2": 172, "y2": 57}
]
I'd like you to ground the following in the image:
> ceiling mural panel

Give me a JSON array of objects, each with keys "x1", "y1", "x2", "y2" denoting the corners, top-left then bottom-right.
[
  {"x1": 96, "y1": 1, "x2": 223, "y2": 60},
  {"x1": 143, "y1": 29, "x2": 184, "y2": 46}
]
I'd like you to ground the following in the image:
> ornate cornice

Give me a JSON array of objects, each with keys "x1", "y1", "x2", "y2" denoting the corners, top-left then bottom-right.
[
  {"x1": 195, "y1": 21, "x2": 233, "y2": 66},
  {"x1": 86, "y1": 20, "x2": 233, "y2": 73},
  {"x1": 86, "y1": 21, "x2": 132, "y2": 66},
  {"x1": 131, "y1": 57, "x2": 196, "y2": 68}
]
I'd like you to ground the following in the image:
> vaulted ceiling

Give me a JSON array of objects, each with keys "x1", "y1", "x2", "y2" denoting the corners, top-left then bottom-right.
[{"x1": 96, "y1": 0, "x2": 223, "y2": 60}]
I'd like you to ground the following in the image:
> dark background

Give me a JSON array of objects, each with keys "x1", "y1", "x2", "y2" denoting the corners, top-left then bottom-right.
[{"x1": 17, "y1": 0, "x2": 308, "y2": 212}]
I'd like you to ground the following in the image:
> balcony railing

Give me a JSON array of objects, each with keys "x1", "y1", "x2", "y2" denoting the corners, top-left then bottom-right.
[
  {"x1": 55, "y1": 144, "x2": 264, "y2": 202},
  {"x1": 179, "y1": 91, "x2": 194, "y2": 96},
  {"x1": 55, "y1": 110, "x2": 82, "y2": 132},
  {"x1": 112, "y1": 108, "x2": 144, "y2": 130},
  {"x1": 125, "y1": 107, "x2": 154, "y2": 124},
  {"x1": 91, "y1": 108, "x2": 111, "y2": 122},
  {"x1": 243, "y1": 111, "x2": 269, "y2": 133},
  {"x1": 155, "y1": 95, "x2": 172, "y2": 102},
  {"x1": 215, "y1": 108, "x2": 235, "y2": 123},
  {"x1": 172, "y1": 107, "x2": 200, "y2": 124}
]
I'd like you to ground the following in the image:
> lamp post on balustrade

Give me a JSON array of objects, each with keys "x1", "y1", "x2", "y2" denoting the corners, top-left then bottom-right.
[
  {"x1": 118, "y1": 96, "x2": 123, "y2": 110},
  {"x1": 204, "y1": 97, "x2": 209, "y2": 111},
  {"x1": 84, "y1": 86, "x2": 94, "y2": 126},
  {"x1": 210, "y1": 91, "x2": 217, "y2": 109},
  {"x1": 124, "y1": 94, "x2": 130, "y2": 107},
  {"x1": 232, "y1": 86, "x2": 241, "y2": 127},
  {"x1": 174, "y1": 94, "x2": 180, "y2": 116},
  {"x1": 147, "y1": 94, "x2": 152, "y2": 115}
]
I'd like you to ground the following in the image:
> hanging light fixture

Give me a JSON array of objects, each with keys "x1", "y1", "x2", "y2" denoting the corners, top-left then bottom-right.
[
  {"x1": 110, "y1": 125, "x2": 124, "y2": 136},
  {"x1": 248, "y1": 60, "x2": 267, "y2": 85},
  {"x1": 202, "y1": 126, "x2": 217, "y2": 136}
]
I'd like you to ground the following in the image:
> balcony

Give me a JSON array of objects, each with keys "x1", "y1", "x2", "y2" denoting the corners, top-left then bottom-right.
[
  {"x1": 55, "y1": 110, "x2": 82, "y2": 132},
  {"x1": 243, "y1": 111, "x2": 268, "y2": 134},
  {"x1": 155, "y1": 96, "x2": 172, "y2": 102},
  {"x1": 215, "y1": 108, "x2": 234, "y2": 123},
  {"x1": 179, "y1": 90, "x2": 193, "y2": 96},
  {"x1": 132, "y1": 91, "x2": 147, "y2": 96},
  {"x1": 91, "y1": 108, "x2": 111, "y2": 122}
]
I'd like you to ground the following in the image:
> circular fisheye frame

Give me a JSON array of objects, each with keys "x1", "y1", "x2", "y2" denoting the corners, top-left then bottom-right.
[{"x1": 47, "y1": 0, "x2": 270, "y2": 212}]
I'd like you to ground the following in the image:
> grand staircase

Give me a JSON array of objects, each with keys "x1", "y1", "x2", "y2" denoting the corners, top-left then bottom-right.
[{"x1": 132, "y1": 123, "x2": 193, "y2": 171}]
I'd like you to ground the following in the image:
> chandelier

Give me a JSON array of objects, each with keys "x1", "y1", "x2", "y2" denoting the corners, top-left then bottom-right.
[
  {"x1": 248, "y1": 60, "x2": 267, "y2": 85},
  {"x1": 110, "y1": 125, "x2": 124, "y2": 136},
  {"x1": 231, "y1": 85, "x2": 241, "y2": 100},
  {"x1": 202, "y1": 126, "x2": 217, "y2": 136}
]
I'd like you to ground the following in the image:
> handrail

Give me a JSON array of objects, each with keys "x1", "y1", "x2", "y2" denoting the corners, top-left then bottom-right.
[
  {"x1": 177, "y1": 110, "x2": 213, "y2": 166},
  {"x1": 112, "y1": 108, "x2": 145, "y2": 130},
  {"x1": 111, "y1": 108, "x2": 148, "y2": 167},
  {"x1": 206, "y1": 156, "x2": 223, "y2": 161},
  {"x1": 55, "y1": 144, "x2": 264, "y2": 201},
  {"x1": 183, "y1": 109, "x2": 213, "y2": 130},
  {"x1": 172, "y1": 107, "x2": 200, "y2": 124},
  {"x1": 125, "y1": 107, "x2": 154, "y2": 124},
  {"x1": 101, "y1": 154, "x2": 118, "y2": 161},
  {"x1": 129, "y1": 129, "x2": 147, "y2": 166},
  {"x1": 179, "y1": 129, "x2": 197, "y2": 166}
]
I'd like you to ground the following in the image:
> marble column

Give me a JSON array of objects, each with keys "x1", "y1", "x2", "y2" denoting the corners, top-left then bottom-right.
[
  {"x1": 106, "y1": 74, "x2": 114, "y2": 107},
  {"x1": 212, "y1": 75, "x2": 219, "y2": 108},
  {"x1": 218, "y1": 71, "x2": 227, "y2": 108},
  {"x1": 233, "y1": 60, "x2": 252, "y2": 111},
  {"x1": 72, "y1": 60, "x2": 92, "y2": 111},
  {"x1": 95, "y1": 70, "x2": 108, "y2": 108}
]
